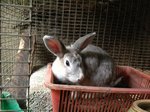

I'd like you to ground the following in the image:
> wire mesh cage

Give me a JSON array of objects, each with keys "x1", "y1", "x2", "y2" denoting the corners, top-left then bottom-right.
[
  {"x1": 31, "y1": 0, "x2": 150, "y2": 70},
  {"x1": 0, "y1": 0, "x2": 150, "y2": 111},
  {"x1": 0, "y1": 0, "x2": 32, "y2": 111}
]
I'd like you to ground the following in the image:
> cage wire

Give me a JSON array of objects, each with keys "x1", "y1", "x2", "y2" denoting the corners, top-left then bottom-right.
[
  {"x1": 31, "y1": 0, "x2": 150, "y2": 70},
  {"x1": 0, "y1": 0, "x2": 150, "y2": 111},
  {"x1": 0, "y1": 0, "x2": 32, "y2": 111}
]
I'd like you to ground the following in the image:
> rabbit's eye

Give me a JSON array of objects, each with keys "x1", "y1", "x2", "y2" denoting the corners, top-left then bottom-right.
[{"x1": 66, "y1": 60, "x2": 70, "y2": 66}]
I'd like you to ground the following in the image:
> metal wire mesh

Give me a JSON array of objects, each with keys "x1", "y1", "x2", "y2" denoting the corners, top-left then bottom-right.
[
  {"x1": 32, "y1": 0, "x2": 150, "y2": 71},
  {"x1": 0, "y1": 0, "x2": 31, "y2": 111}
]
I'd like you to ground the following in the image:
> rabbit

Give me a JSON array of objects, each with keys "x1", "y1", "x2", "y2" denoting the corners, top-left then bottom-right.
[{"x1": 43, "y1": 32, "x2": 121, "y2": 87}]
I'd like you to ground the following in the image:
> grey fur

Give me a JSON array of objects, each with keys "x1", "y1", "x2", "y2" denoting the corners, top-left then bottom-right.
[{"x1": 79, "y1": 44, "x2": 115, "y2": 86}]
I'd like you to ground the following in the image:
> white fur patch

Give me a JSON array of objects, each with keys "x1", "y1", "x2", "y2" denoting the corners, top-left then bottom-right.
[{"x1": 52, "y1": 58, "x2": 67, "y2": 82}]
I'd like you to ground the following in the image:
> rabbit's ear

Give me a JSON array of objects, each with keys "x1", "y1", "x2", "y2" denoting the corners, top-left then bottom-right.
[
  {"x1": 43, "y1": 35, "x2": 66, "y2": 58},
  {"x1": 73, "y1": 32, "x2": 96, "y2": 51}
]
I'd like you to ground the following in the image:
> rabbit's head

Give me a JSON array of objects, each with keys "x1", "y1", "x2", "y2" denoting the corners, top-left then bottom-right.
[{"x1": 43, "y1": 32, "x2": 96, "y2": 84}]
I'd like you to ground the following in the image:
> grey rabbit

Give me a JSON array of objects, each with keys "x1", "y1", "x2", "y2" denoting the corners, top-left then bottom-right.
[{"x1": 43, "y1": 32, "x2": 121, "y2": 87}]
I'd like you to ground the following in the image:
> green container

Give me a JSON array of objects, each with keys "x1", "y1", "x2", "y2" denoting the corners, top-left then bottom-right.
[{"x1": 1, "y1": 91, "x2": 23, "y2": 111}]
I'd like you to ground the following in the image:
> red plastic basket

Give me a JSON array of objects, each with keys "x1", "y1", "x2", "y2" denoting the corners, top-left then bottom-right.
[{"x1": 44, "y1": 64, "x2": 150, "y2": 112}]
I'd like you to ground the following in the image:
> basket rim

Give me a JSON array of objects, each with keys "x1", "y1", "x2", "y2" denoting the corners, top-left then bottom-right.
[
  {"x1": 44, "y1": 63, "x2": 150, "y2": 93},
  {"x1": 116, "y1": 66, "x2": 150, "y2": 79}
]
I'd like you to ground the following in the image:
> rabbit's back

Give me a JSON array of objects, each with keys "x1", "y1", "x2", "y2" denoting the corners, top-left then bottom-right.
[
  {"x1": 82, "y1": 44, "x2": 108, "y2": 54},
  {"x1": 81, "y1": 44, "x2": 115, "y2": 86}
]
